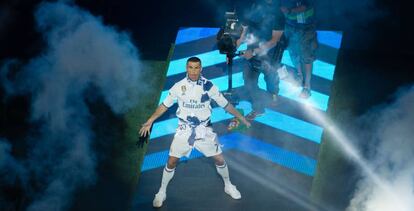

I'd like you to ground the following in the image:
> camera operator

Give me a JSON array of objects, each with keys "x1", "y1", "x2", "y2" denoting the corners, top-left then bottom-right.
[{"x1": 237, "y1": 0, "x2": 285, "y2": 120}]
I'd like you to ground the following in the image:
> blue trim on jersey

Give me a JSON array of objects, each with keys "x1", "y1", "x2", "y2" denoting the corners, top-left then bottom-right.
[{"x1": 142, "y1": 132, "x2": 316, "y2": 176}]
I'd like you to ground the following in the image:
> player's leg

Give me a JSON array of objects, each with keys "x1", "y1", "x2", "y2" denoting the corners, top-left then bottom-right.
[
  {"x1": 160, "y1": 156, "x2": 179, "y2": 193},
  {"x1": 153, "y1": 156, "x2": 179, "y2": 208},
  {"x1": 195, "y1": 128, "x2": 241, "y2": 199},
  {"x1": 153, "y1": 128, "x2": 191, "y2": 208},
  {"x1": 212, "y1": 154, "x2": 241, "y2": 199}
]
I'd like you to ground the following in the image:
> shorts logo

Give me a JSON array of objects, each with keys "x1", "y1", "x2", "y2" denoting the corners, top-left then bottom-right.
[{"x1": 181, "y1": 85, "x2": 186, "y2": 95}]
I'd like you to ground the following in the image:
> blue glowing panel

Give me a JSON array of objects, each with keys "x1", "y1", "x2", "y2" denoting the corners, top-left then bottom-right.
[
  {"x1": 175, "y1": 27, "x2": 220, "y2": 44},
  {"x1": 150, "y1": 101, "x2": 323, "y2": 143},
  {"x1": 256, "y1": 109, "x2": 323, "y2": 143},
  {"x1": 258, "y1": 75, "x2": 329, "y2": 111},
  {"x1": 160, "y1": 72, "x2": 329, "y2": 111},
  {"x1": 221, "y1": 133, "x2": 316, "y2": 176},
  {"x1": 316, "y1": 31, "x2": 342, "y2": 49},
  {"x1": 234, "y1": 101, "x2": 323, "y2": 143},
  {"x1": 142, "y1": 132, "x2": 316, "y2": 176},
  {"x1": 281, "y1": 51, "x2": 335, "y2": 81},
  {"x1": 149, "y1": 118, "x2": 178, "y2": 139},
  {"x1": 141, "y1": 150, "x2": 170, "y2": 172},
  {"x1": 166, "y1": 44, "x2": 247, "y2": 77},
  {"x1": 141, "y1": 27, "x2": 343, "y2": 179},
  {"x1": 168, "y1": 47, "x2": 334, "y2": 81}
]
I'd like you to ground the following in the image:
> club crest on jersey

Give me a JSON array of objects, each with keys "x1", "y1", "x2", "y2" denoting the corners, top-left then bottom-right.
[{"x1": 181, "y1": 85, "x2": 186, "y2": 95}]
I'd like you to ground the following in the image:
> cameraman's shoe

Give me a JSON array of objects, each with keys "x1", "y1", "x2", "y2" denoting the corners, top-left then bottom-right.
[
  {"x1": 299, "y1": 88, "x2": 311, "y2": 99},
  {"x1": 293, "y1": 74, "x2": 303, "y2": 87},
  {"x1": 271, "y1": 94, "x2": 279, "y2": 107}
]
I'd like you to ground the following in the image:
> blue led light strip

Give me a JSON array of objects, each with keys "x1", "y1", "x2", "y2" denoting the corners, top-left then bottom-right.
[
  {"x1": 281, "y1": 51, "x2": 335, "y2": 81},
  {"x1": 316, "y1": 31, "x2": 342, "y2": 49},
  {"x1": 142, "y1": 132, "x2": 316, "y2": 176},
  {"x1": 174, "y1": 27, "x2": 341, "y2": 49},
  {"x1": 166, "y1": 49, "x2": 334, "y2": 81},
  {"x1": 150, "y1": 101, "x2": 323, "y2": 143},
  {"x1": 166, "y1": 44, "x2": 247, "y2": 77},
  {"x1": 159, "y1": 72, "x2": 329, "y2": 111},
  {"x1": 175, "y1": 27, "x2": 220, "y2": 44}
]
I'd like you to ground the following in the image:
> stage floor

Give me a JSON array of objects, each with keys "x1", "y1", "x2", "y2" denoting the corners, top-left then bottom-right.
[{"x1": 134, "y1": 27, "x2": 342, "y2": 210}]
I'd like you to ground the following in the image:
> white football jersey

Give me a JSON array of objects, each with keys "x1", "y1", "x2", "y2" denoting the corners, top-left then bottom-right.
[{"x1": 162, "y1": 76, "x2": 228, "y2": 126}]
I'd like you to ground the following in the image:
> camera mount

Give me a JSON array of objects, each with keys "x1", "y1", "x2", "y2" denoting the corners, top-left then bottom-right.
[{"x1": 217, "y1": 11, "x2": 243, "y2": 105}]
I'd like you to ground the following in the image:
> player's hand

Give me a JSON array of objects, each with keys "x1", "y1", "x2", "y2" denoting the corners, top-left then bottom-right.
[
  {"x1": 240, "y1": 117, "x2": 251, "y2": 128},
  {"x1": 139, "y1": 121, "x2": 153, "y2": 137}
]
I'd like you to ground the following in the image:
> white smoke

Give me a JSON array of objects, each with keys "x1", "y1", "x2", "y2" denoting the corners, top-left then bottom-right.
[
  {"x1": 0, "y1": 138, "x2": 27, "y2": 187},
  {"x1": 1, "y1": 1, "x2": 144, "y2": 210},
  {"x1": 346, "y1": 85, "x2": 414, "y2": 211}
]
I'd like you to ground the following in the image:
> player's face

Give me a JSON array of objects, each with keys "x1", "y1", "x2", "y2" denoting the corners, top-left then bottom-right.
[{"x1": 186, "y1": 61, "x2": 202, "y2": 81}]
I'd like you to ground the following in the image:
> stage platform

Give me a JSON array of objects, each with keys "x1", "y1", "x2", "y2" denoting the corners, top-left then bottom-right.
[{"x1": 134, "y1": 27, "x2": 342, "y2": 210}]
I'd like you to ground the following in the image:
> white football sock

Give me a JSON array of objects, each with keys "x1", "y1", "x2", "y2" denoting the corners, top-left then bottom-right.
[
  {"x1": 159, "y1": 165, "x2": 175, "y2": 193},
  {"x1": 216, "y1": 162, "x2": 231, "y2": 186}
]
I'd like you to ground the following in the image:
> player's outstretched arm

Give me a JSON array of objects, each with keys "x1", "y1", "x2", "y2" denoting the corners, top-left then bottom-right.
[
  {"x1": 224, "y1": 103, "x2": 251, "y2": 128},
  {"x1": 139, "y1": 104, "x2": 168, "y2": 137}
]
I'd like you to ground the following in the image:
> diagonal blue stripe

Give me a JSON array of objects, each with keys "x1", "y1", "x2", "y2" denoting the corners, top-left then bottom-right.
[
  {"x1": 159, "y1": 72, "x2": 329, "y2": 111},
  {"x1": 316, "y1": 31, "x2": 342, "y2": 49},
  {"x1": 256, "y1": 108, "x2": 323, "y2": 143},
  {"x1": 234, "y1": 101, "x2": 323, "y2": 143},
  {"x1": 281, "y1": 51, "x2": 335, "y2": 81},
  {"x1": 221, "y1": 133, "x2": 317, "y2": 176},
  {"x1": 150, "y1": 101, "x2": 323, "y2": 143},
  {"x1": 258, "y1": 75, "x2": 329, "y2": 111},
  {"x1": 175, "y1": 28, "x2": 342, "y2": 49},
  {"x1": 166, "y1": 44, "x2": 247, "y2": 77},
  {"x1": 142, "y1": 132, "x2": 316, "y2": 176},
  {"x1": 167, "y1": 49, "x2": 334, "y2": 81},
  {"x1": 175, "y1": 27, "x2": 220, "y2": 45}
]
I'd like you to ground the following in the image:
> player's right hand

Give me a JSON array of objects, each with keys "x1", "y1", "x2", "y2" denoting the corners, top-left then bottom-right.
[{"x1": 139, "y1": 121, "x2": 153, "y2": 137}]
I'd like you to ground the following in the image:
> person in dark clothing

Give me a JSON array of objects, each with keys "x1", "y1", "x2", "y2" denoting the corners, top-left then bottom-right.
[
  {"x1": 280, "y1": 0, "x2": 318, "y2": 98},
  {"x1": 237, "y1": 0, "x2": 286, "y2": 120}
]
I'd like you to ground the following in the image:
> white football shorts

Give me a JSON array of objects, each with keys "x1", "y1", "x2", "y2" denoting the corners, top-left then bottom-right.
[{"x1": 169, "y1": 123, "x2": 222, "y2": 158}]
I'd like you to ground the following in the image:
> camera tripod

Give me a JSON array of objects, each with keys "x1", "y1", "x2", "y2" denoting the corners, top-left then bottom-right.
[{"x1": 222, "y1": 51, "x2": 242, "y2": 106}]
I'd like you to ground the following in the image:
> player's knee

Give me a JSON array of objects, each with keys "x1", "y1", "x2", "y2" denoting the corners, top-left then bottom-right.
[
  {"x1": 167, "y1": 157, "x2": 179, "y2": 169},
  {"x1": 214, "y1": 155, "x2": 225, "y2": 166}
]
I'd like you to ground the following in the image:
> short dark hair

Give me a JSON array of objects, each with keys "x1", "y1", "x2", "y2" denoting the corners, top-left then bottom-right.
[{"x1": 186, "y1": 57, "x2": 202, "y2": 66}]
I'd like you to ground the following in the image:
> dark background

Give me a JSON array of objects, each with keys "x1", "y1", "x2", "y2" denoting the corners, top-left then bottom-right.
[{"x1": 1, "y1": 0, "x2": 413, "y2": 210}]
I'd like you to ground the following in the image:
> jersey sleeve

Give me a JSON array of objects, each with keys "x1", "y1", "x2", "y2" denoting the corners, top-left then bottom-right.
[
  {"x1": 209, "y1": 84, "x2": 229, "y2": 108},
  {"x1": 162, "y1": 84, "x2": 178, "y2": 108}
]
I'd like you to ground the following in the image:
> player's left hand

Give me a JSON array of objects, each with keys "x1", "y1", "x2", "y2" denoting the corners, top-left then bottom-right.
[{"x1": 241, "y1": 118, "x2": 251, "y2": 128}]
